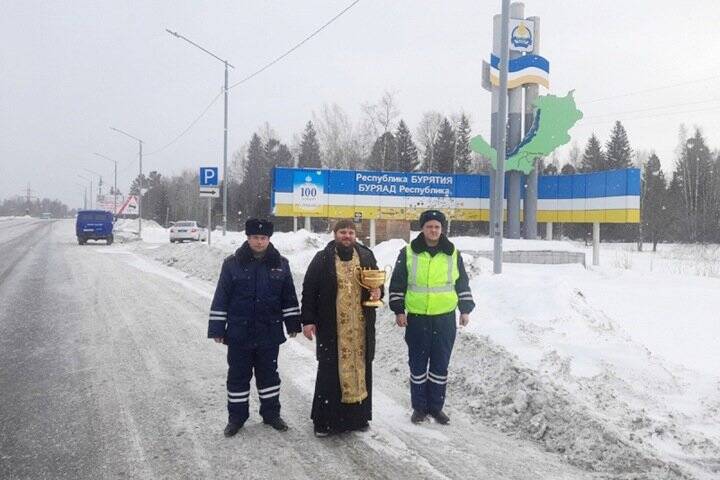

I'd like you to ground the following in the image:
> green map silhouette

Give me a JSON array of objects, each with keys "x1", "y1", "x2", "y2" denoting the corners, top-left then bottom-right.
[{"x1": 469, "y1": 91, "x2": 582, "y2": 174}]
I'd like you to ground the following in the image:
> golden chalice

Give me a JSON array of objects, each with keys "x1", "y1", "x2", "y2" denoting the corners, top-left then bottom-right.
[{"x1": 354, "y1": 266, "x2": 392, "y2": 307}]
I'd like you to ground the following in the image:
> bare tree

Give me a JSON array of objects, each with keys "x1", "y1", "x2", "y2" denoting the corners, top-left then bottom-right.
[
  {"x1": 257, "y1": 122, "x2": 278, "y2": 145},
  {"x1": 416, "y1": 111, "x2": 443, "y2": 172},
  {"x1": 360, "y1": 90, "x2": 400, "y2": 170},
  {"x1": 313, "y1": 103, "x2": 363, "y2": 169},
  {"x1": 229, "y1": 143, "x2": 248, "y2": 183},
  {"x1": 567, "y1": 140, "x2": 581, "y2": 169}
]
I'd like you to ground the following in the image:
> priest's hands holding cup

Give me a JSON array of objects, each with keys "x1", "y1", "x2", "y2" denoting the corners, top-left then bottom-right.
[{"x1": 369, "y1": 287, "x2": 381, "y2": 302}]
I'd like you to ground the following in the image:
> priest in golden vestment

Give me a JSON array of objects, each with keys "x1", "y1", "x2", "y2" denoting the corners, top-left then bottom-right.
[{"x1": 301, "y1": 220, "x2": 383, "y2": 437}]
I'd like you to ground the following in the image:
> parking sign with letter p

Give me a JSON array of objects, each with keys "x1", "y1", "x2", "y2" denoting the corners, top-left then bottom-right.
[{"x1": 200, "y1": 167, "x2": 219, "y2": 187}]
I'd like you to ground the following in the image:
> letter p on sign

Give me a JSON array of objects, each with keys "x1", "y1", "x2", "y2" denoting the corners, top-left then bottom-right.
[{"x1": 199, "y1": 167, "x2": 219, "y2": 187}]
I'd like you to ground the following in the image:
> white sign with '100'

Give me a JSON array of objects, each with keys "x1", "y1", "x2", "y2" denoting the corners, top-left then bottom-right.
[{"x1": 293, "y1": 173, "x2": 323, "y2": 212}]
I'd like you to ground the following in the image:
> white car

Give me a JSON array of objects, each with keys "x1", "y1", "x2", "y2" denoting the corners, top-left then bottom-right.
[{"x1": 169, "y1": 221, "x2": 207, "y2": 243}]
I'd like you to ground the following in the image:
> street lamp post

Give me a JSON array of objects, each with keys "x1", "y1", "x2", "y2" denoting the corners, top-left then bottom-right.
[
  {"x1": 94, "y1": 153, "x2": 118, "y2": 216},
  {"x1": 77, "y1": 174, "x2": 92, "y2": 209},
  {"x1": 83, "y1": 168, "x2": 103, "y2": 203},
  {"x1": 110, "y1": 127, "x2": 143, "y2": 236},
  {"x1": 166, "y1": 28, "x2": 234, "y2": 236},
  {"x1": 73, "y1": 182, "x2": 87, "y2": 210}
]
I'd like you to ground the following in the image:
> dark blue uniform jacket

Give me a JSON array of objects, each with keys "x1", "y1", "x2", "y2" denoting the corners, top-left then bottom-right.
[{"x1": 207, "y1": 242, "x2": 301, "y2": 348}]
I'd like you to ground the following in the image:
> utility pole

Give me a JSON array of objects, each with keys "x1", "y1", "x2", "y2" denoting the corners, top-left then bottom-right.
[
  {"x1": 94, "y1": 153, "x2": 118, "y2": 216},
  {"x1": 74, "y1": 182, "x2": 87, "y2": 209},
  {"x1": 110, "y1": 127, "x2": 143, "y2": 236},
  {"x1": 492, "y1": 0, "x2": 511, "y2": 274},
  {"x1": 77, "y1": 174, "x2": 92, "y2": 209},
  {"x1": 84, "y1": 168, "x2": 103, "y2": 209},
  {"x1": 166, "y1": 28, "x2": 234, "y2": 236}
]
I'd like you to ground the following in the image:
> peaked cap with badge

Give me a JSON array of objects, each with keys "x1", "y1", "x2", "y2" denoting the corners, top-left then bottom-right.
[{"x1": 245, "y1": 218, "x2": 273, "y2": 237}]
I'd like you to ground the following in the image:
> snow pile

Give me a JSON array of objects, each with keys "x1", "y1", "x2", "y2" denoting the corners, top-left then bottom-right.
[{"x1": 121, "y1": 230, "x2": 720, "y2": 479}]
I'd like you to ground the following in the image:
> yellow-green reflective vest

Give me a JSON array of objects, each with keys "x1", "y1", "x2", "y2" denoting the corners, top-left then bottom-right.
[{"x1": 405, "y1": 244, "x2": 459, "y2": 315}]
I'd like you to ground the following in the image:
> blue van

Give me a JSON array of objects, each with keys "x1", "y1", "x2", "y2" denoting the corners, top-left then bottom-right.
[{"x1": 76, "y1": 210, "x2": 114, "y2": 245}]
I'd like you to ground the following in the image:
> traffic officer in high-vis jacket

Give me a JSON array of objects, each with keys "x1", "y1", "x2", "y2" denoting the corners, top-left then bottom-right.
[
  {"x1": 208, "y1": 218, "x2": 301, "y2": 437},
  {"x1": 388, "y1": 210, "x2": 475, "y2": 425}
]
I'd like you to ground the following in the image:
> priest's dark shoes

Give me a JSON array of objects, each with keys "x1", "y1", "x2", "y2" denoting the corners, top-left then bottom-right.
[
  {"x1": 264, "y1": 416, "x2": 289, "y2": 432},
  {"x1": 223, "y1": 422, "x2": 243, "y2": 437},
  {"x1": 411, "y1": 410, "x2": 427, "y2": 424},
  {"x1": 355, "y1": 422, "x2": 370, "y2": 432},
  {"x1": 429, "y1": 410, "x2": 450, "y2": 425}
]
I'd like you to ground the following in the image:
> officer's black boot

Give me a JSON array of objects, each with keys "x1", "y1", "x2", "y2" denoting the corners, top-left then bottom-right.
[
  {"x1": 411, "y1": 410, "x2": 427, "y2": 424},
  {"x1": 264, "y1": 416, "x2": 289, "y2": 432},
  {"x1": 223, "y1": 421, "x2": 243, "y2": 437},
  {"x1": 429, "y1": 410, "x2": 450, "y2": 425}
]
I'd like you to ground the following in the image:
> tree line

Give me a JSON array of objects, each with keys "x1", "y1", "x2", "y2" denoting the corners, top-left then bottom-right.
[
  {"x1": 539, "y1": 121, "x2": 720, "y2": 248},
  {"x1": 131, "y1": 92, "x2": 720, "y2": 246},
  {"x1": 0, "y1": 197, "x2": 70, "y2": 218},
  {"x1": 132, "y1": 92, "x2": 481, "y2": 231}
]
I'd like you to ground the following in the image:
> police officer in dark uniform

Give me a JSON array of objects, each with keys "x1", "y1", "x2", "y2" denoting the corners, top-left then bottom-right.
[{"x1": 208, "y1": 218, "x2": 301, "y2": 436}]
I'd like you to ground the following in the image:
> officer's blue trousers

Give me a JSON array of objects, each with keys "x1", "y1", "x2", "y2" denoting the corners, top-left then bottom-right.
[
  {"x1": 226, "y1": 344, "x2": 281, "y2": 425},
  {"x1": 404, "y1": 312, "x2": 456, "y2": 414}
]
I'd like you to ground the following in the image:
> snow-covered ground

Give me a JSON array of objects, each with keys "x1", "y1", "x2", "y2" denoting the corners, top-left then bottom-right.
[{"x1": 109, "y1": 220, "x2": 720, "y2": 478}]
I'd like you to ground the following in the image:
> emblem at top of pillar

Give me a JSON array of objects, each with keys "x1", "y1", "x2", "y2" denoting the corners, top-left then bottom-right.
[{"x1": 475, "y1": 4, "x2": 583, "y2": 174}]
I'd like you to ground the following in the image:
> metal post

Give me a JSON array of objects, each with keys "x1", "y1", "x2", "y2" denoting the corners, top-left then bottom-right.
[
  {"x1": 222, "y1": 61, "x2": 229, "y2": 235},
  {"x1": 506, "y1": 2, "x2": 524, "y2": 239},
  {"x1": 369, "y1": 219, "x2": 376, "y2": 248},
  {"x1": 523, "y1": 15, "x2": 540, "y2": 239},
  {"x1": 304, "y1": 217, "x2": 311, "y2": 231},
  {"x1": 293, "y1": 217, "x2": 298, "y2": 232},
  {"x1": 138, "y1": 140, "x2": 143, "y2": 237},
  {"x1": 593, "y1": 221, "x2": 600, "y2": 266},
  {"x1": 113, "y1": 160, "x2": 117, "y2": 217},
  {"x1": 546, "y1": 222, "x2": 553, "y2": 240},
  {"x1": 493, "y1": 0, "x2": 511, "y2": 274},
  {"x1": 208, "y1": 197, "x2": 212, "y2": 246},
  {"x1": 166, "y1": 30, "x2": 233, "y2": 235},
  {"x1": 89, "y1": 178, "x2": 93, "y2": 209},
  {"x1": 94, "y1": 153, "x2": 118, "y2": 216},
  {"x1": 489, "y1": 14, "x2": 501, "y2": 232}
]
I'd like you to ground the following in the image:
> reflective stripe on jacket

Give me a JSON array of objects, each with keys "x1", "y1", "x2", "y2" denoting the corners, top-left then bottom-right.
[{"x1": 404, "y1": 244, "x2": 459, "y2": 315}]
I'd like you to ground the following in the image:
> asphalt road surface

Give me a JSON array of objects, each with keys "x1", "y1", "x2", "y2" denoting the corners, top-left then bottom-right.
[{"x1": 0, "y1": 218, "x2": 592, "y2": 479}]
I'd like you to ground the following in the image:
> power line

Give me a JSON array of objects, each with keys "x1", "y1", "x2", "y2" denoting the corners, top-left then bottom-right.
[
  {"x1": 576, "y1": 104, "x2": 720, "y2": 128},
  {"x1": 144, "y1": 90, "x2": 224, "y2": 156},
  {"x1": 581, "y1": 97, "x2": 720, "y2": 120},
  {"x1": 229, "y1": 0, "x2": 361, "y2": 90},
  {"x1": 134, "y1": 1, "x2": 360, "y2": 160},
  {"x1": 580, "y1": 73, "x2": 720, "y2": 104}
]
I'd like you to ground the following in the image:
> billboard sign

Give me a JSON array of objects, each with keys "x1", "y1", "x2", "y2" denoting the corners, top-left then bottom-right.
[{"x1": 272, "y1": 167, "x2": 640, "y2": 224}]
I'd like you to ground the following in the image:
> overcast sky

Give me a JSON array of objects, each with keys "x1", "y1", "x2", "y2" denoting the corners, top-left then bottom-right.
[{"x1": 2, "y1": 1, "x2": 718, "y2": 208}]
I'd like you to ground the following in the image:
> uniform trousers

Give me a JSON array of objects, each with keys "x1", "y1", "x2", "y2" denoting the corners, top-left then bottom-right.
[
  {"x1": 404, "y1": 312, "x2": 456, "y2": 413},
  {"x1": 226, "y1": 344, "x2": 281, "y2": 424}
]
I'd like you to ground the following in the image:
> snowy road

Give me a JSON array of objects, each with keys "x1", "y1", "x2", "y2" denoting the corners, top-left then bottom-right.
[{"x1": 0, "y1": 219, "x2": 592, "y2": 479}]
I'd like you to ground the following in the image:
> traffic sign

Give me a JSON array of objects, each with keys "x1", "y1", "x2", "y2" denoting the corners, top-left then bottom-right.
[
  {"x1": 200, "y1": 167, "x2": 219, "y2": 187},
  {"x1": 200, "y1": 187, "x2": 220, "y2": 198}
]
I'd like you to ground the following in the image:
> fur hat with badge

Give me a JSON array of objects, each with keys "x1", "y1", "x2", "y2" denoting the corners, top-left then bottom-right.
[
  {"x1": 245, "y1": 218, "x2": 274, "y2": 237},
  {"x1": 418, "y1": 209, "x2": 447, "y2": 229}
]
